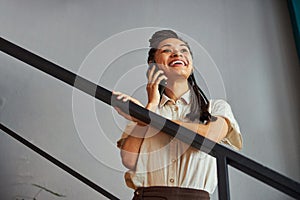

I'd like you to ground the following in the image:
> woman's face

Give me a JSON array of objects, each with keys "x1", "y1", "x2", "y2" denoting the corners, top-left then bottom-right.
[{"x1": 154, "y1": 38, "x2": 193, "y2": 81}]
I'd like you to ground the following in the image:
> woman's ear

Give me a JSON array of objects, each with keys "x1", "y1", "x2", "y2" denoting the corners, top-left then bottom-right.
[
  {"x1": 148, "y1": 60, "x2": 157, "y2": 69},
  {"x1": 150, "y1": 59, "x2": 156, "y2": 64}
]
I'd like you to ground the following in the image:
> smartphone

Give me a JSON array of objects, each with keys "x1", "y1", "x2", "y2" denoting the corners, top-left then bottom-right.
[{"x1": 148, "y1": 62, "x2": 167, "y2": 96}]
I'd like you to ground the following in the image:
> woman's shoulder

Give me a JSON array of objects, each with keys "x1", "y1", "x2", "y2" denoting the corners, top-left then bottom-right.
[
  {"x1": 209, "y1": 98, "x2": 230, "y2": 106},
  {"x1": 208, "y1": 99, "x2": 233, "y2": 114}
]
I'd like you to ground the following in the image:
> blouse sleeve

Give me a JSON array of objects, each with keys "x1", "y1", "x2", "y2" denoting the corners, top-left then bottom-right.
[
  {"x1": 116, "y1": 121, "x2": 137, "y2": 149},
  {"x1": 210, "y1": 99, "x2": 243, "y2": 150}
]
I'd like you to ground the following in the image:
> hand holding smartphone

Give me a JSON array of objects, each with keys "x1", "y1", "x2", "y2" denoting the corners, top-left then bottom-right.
[{"x1": 148, "y1": 62, "x2": 167, "y2": 96}]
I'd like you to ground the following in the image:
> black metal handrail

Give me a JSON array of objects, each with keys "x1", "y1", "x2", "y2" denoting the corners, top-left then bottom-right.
[{"x1": 0, "y1": 37, "x2": 299, "y2": 199}]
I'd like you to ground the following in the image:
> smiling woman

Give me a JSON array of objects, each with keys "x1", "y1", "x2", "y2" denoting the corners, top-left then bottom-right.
[
  {"x1": 154, "y1": 38, "x2": 193, "y2": 82},
  {"x1": 113, "y1": 30, "x2": 242, "y2": 200}
]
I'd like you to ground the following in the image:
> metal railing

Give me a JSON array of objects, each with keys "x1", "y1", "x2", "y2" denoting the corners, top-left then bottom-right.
[{"x1": 0, "y1": 37, "x2": 299, "y2": 200}]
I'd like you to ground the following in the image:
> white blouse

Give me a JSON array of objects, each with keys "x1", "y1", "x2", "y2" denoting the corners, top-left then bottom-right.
[{"x1": 118, "y1": 90, "x2": 242, "y2": 194}]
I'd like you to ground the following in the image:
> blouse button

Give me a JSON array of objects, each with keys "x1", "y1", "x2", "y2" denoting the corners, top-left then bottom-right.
[
  {"x1": 173, "y1": 106, "x2": 178, "y2": 111},
  {"x1": 170, "y1": 178, "x2": 174, "y2": 183}
]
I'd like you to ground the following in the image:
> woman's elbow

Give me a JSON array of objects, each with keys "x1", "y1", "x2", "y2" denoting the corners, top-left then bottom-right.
[{"x1": 120, "y1": 150, "x2": 137, "y2": 170}]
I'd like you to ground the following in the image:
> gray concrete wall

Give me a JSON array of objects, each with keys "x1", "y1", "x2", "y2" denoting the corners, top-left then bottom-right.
[{"x1": 0, "y1": 0, "x2": 299, "y2": 199}]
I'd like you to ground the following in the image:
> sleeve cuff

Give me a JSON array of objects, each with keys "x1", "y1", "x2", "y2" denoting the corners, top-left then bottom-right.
[{"x1": 221, "y1": 118, "x2": 243, "y2": 150}]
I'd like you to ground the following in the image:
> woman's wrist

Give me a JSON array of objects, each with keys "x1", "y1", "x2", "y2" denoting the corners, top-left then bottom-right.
[{"x1": 145, "y1": 102, "x2": 158, "y2": 112}]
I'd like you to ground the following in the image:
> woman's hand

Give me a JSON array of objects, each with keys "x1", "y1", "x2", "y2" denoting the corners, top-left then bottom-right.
[
  {"x1": 112, "y1": 91, "x2": 147, "y2": 125},
  {"x1": 113, "y1": 91, "x2": 143, "y2": 106},
  {"x1": 146, "y1": 65, "x2": 167, "y2": 110},
  {"x1": 173, "y1": 116, "x2": 228, "y2": 143}
]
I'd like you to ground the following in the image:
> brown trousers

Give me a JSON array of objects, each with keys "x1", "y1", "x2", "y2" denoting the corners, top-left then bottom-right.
[{"x1": 132, "y1": 186, "x2": 210, "y2": 200}]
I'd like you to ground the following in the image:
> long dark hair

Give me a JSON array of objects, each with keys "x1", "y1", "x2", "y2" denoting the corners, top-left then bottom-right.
[{"x1": 147, "y1": 30, "x2": 212, "y2": 123}]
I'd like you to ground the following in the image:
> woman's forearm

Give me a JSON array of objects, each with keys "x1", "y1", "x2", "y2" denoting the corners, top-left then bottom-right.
[
  {"x1": 120, "y1": 124, "x2": 149, "y2": 170},
  {"x1": 120, "y1": 103, "x2": 156, "y2": 170},
  {"x1": 174, "y1": 116, "x2": 228, "y2": 142}
]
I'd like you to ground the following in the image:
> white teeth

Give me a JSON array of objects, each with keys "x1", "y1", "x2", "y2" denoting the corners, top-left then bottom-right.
[{"x1": 170, "y1": 60, "x2": 185, "y2": 66}]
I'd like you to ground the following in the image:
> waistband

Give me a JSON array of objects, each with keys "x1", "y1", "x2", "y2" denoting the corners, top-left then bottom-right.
[{"x1": 133, "y1": 186, "x2": 210, "y2": 200}]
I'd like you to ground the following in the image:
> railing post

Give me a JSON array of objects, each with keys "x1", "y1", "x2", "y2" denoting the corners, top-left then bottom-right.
[{"x1": 217, "y1": 154, "x2": 230, "y2": 200}]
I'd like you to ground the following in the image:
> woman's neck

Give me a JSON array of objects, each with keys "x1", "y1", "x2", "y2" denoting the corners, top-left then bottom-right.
[{"x1": 164, "y1": 80, "x2": 189, "y2": 101}]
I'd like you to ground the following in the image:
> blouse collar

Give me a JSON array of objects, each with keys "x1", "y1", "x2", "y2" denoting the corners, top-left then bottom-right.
[{"x1": 159, "y1": 90, "x2": 191, "y2": 108}]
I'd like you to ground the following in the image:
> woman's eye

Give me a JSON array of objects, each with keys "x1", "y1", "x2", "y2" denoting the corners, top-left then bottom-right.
[
  {"x1": 180, "y1": 48, "x2": 189, "y2": 53},
  {"x1": 162, "y1": 49, "x2": 172, "y2": 53}
]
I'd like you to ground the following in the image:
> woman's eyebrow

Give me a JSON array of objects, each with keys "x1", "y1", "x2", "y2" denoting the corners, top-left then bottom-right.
[
  {"x1": 160, "y1": 44, "x2": 172, "y2": 48},
  {"x1": 160, "y1": 43, "x2": 187, "y2": 48}
]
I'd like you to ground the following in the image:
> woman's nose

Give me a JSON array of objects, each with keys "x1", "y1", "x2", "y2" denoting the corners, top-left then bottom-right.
[{"x1": 171, "y1": 50, "x2": 182, "y2": 57}]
